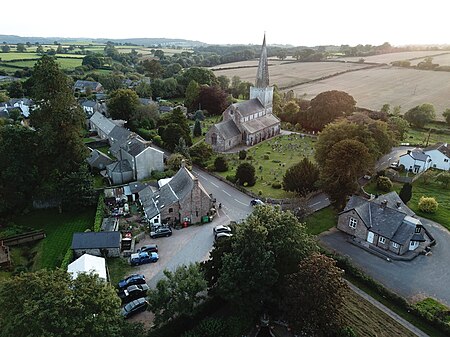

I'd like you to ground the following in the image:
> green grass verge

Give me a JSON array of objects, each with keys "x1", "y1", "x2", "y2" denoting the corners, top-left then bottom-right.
[
  {"x1": 12, "y1": 208, "x2": 95, "y2": 270},
  {"x1": 215, "y1": 134, "x2": 316, "y2": 199},
  {"x1": 304, "y1": 206, "x2": 337, "y2": 235},
  {"x1": 414, "y1": 298, "x2": 450, "y2": 324},
  {"x1": 107, "y1": 258, "x2": 133, "y2": 286}
]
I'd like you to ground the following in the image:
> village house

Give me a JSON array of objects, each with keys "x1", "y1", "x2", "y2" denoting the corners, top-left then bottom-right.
[
  {"x1": 205, "y1": 35, "x2": 280, "y2": 152},
  {"x1": 337, "y1": 192, "x2": 427, "y2": 256},
  {"x1": 399, "y1": 143, "x2": 450, "y2": 173},
  {"x1": 71, "y1": 231, "x2": 121, "y2": 258},
  {"x1": 74, "y1": 80, "x2": 103, "y2": 93},
  {"x1": 424, "y1": 143, "x2": 450, "y2": 171},
  {"x1": 138, "y1": 161, "x2": 214, "y2": 226}
]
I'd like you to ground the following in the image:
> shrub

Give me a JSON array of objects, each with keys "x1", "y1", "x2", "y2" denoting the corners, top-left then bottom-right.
[
  {"x1": 226, "y1": 175, "x2": 237, "y2": 184},
  {"x1": 60, "y1": 248, "x2": 73, "y2": 269},
  {"x1": 262, "y1": 154, "x2": 270, "y2": 160},
  {"x1": 235, "y1": 162, "x2": 256, "y2": 186},
  {"x1": 238, "y1": 150, "x2": 247, "y2": 160},
  {"x1": 376, "y1": 176, "x2": 392, "y2": 192},
  {"x1": 93, "y1": 194, "x2": 105, "y2": 232},
  {"x1": 272, "y1": 182, "x2": 282, "y2": 189},
  {"x1": 418, "y1": 196, "x2": 438, "y2": 213},
  {"x1": 152, "y1": 135, "x2": 163, "y2": 146},
  {"x1": 214, "y1": 156, "x2": 228, "y2": 172}
]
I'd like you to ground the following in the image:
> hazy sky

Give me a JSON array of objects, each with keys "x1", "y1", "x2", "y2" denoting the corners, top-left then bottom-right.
[{"x1": 1, "y1": 0, "x2": 448, "y2": 46}]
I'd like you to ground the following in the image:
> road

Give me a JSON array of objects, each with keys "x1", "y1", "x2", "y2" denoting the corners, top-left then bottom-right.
[{"x1": 375, "y1": 146, "x2": 414, "y2": 171}]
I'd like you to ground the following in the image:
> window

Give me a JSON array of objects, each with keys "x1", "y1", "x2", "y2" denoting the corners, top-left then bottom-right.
[
  {"x1": 349, "y1": 218, "x2": 357, "y2": 229},
  {"x1": 392, "y1": 242, "x2": 399, "y2": 248},
  {"x1": 169, "y1": 208, "x2": 173, "y2": 213},
  {"x1": 415, "y1": 226, "x2": 421, "y2": 233},
  {"x1": 445, "y1": 159, "x2": 449, "y2": 162},
  {"x1": 379, "y1": 236, "x2": 386, "y2": 244},
  {"x1": 196, "y1": 211, "x2": 199, "y2": 217}
]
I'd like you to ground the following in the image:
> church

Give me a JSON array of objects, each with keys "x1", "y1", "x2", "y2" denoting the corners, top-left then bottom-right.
[{"x1": 205, "y1": 35, "x2": 281, "y2": 152}]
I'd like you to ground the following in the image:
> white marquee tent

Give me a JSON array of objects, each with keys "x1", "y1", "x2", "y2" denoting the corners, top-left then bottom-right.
[{"x1": 67, "y1": 253, "x2": 107, "y2": 281}]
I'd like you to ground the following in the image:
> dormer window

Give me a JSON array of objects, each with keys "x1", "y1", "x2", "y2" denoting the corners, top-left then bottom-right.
[{"x1": 415, "y1": 226, "x2": 421, "y2": 233}]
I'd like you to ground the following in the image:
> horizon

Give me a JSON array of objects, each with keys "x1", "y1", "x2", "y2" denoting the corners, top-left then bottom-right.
[{"x1": 1, "y1": 0, "x2": 449, "y2": 47}]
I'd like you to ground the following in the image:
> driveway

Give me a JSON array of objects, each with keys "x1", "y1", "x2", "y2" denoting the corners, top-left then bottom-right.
[{"x1": 320, "y1": 218, "x2": 450, "y2": 306}]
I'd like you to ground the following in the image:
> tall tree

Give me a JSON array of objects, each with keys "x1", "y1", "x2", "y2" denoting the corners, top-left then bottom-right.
[
  {"x1": 193, "y1": 119, "x2": 202, "y2": 137},
  {"x1": 147, "y1": 263, "x2": 207, "y2": 327},
  {"x1": 7, "y1": 81, "x2": 24, "y2": 98},
  {"x1": 235, "y1": 162, "x2": 256, "y2": 186},
  {"x1": 442, "y1": 108, "x2": 450, "y2": 126},
  {"x1": 107, "y1": 88, "x2": 140, "y2": 121},
  {"x1": 283, "y1": 158, "x2": 320, "y2": 196},
  {"x1": 195, "y1": 85, "x2": 228, "y2": 116},
  {"x1": 404, "y1": 103, "x2": 436, "y2": 128},
  {"x1": 189, "y1": 141, "x2": 213, "y2": 167},
  {"x1": 185, "y1": 80, "x2": 201, "y2": 112},
  {"x1": 0, "y1": 269, "x2": 126, "y2": 337},
  {"x1": 399, "y1": 182, "x2": 413, "y2": 204},
  {"x1": 283, "y1": 253, "x2": 347, "y2": 336}
]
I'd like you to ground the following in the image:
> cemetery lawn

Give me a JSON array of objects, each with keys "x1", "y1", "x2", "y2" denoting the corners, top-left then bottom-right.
[{"x1": 216, "y1": 134, "x2": 316, "y2": 199}]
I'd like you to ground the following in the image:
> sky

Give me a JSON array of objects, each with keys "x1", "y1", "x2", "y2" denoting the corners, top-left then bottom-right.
[{"x1": 1, "y1": 0, "x2": 448, "y2": 47}]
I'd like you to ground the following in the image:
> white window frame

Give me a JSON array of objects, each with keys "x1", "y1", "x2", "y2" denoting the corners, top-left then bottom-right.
[
  {"x1": 392, "y1": 242, "x2": 399, "y2": 248},
  {"x1": 349, "y1": 217, "x2": 357, "y2": 229},
  {"x1": 379, "y1": 236, "x2": 386, "y2": 244}
]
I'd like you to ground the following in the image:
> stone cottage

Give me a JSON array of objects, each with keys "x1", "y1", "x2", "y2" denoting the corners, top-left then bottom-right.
[{"x1": 71, "y1": 231, "x2": 121, "y2": 258}]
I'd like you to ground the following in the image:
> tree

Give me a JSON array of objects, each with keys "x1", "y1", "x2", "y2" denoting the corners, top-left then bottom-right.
[
  {"x1": 307, "y1": 90, "x2": 356, "y2": 130},
  {"x1": 421, "y1": 170, "x2": 435, "y2": 183},
  {"x1": 0, "y1": 269, "x2": 125, "y2": 337},
  {"x1": 193, "y1": 119, "x2": 202, "y2": 137},
  {"x1": 107, "y1": 88, "x2": 140, "y2": 121},
  {"x1": 276, "y1": 49, "x2": 287, "y2": 60},
  {"x1": 214, "y1": 156, "x2": 228, "y2": 172},
  {"x1": 166, "y1": 153, "x2": 190, "y2": 171},
  {"x1": 404, "y1": 103, "x2": 436, "y2": 128},
  {"x1": 235, "y1": 162, "x2": 256, "y2": 186},
  {"x1": 436, "y1": 172, "x2": 450, "y2": 188},
  {"x1": 238, "y1": 149, "x2": 247, "y2": 160},
  {"x1": 7, "y1": 81, "x2": 24, "y2": 98},
  {"x1": 283, "y1": 158, "x2": 320, "y2": 196},
  {"x1": 388, "y1": 115, "x2": 410, "y2": 141},
  {"x1": 174, "y1": 137, "x2": 191, "y2": 160},
  {"x1": 185, "y1": 80, "x2": 200, "y2": 112},
  {"x1": 36, "y1": 45, "x2": 44, "y2": 54},
  {"x1": 217, "y1": 75, "x2": 230, "y2": 91},
  {"x1": 196, "y1": 85, "x2": 228, "y2": 116},
  {"x1": 189, "y1": 141, "x2": 212, "y2": 167},
  {"x1": 380, "y1": 103, "x2": 391, "y2": 114},
  {"x1": 443, "y1": 108, "x2": 450, "y2": 126},
  {"x1": 179, "y1": 67, "x2": 217, "y2": 87},
  {"x1": 418, "y1": 196, "x2": 438, "y2": 213},
  {"x1": 16, "y1": 43, "x2": 26, "y2": 52},
  {"x1": 1, "y1": 44, "x2": 10, "y2": 53},
  {"x1": 399, "y1": 183, "x2": 413, "y2": 204},
  {"x1": 154, "y1": 49, "x2": 165, "y2": 59},
  {"x1": 376, "y1": 175, "x2": 392, "y2": 192},
  {"x1": 283, "y1": 253, "x2": 347, "y2": 336},
  {"x1": 0, "y1": 92, "x2": 8, "y2": 103},
  {"x1": 320, "y1": 139, "x2": 373, "y2": 208},
  {"x1": 147, "y1": 263, "x2": 207, "y2": 327},
  {"x1": 82, "y1": 54, "x2": 103, "y2": 69},
  {"x1": 141, "y1": 59, "x2": 163, "y2": 79}
]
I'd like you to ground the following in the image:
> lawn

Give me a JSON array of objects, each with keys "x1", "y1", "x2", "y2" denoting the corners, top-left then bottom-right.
[
  {"x1": 12, "y1": 208, "x2": 95, "y2": 270},
  {"x1": 404, "y1": 127, "x2": 450, "y2": 146},
  {"x1": 364, "y1": 170, "x2": 450, "y2": 230},
  {"x1": 215, "y1": 134, "x2": 316, "y2": 199},
  {"x1": 304, "y1": 207, "x2": 337, "y2": 235},
  {"x1": 107, "y1": 257, "x2": 133, "y2": 286}
]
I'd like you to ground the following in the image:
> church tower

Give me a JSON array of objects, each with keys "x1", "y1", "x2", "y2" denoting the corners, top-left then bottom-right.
[{"x1": 250, "y1": 33, "x2": 274, "y2": 115}]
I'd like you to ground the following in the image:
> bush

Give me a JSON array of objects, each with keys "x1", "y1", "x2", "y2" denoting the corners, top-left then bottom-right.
[
  {"x1": 152, "y1": 135, "x2": 163, "y2": 146},
  {"x1": 272, "y1": 182, "x2": 282, "y2": 189},
  {"x1": 214, "y1": 156, "x2": 229, "y2": 172},
  {"x1": 238, "y1": 150, "x2": 247, "y2": 160},
  {"x1": 226, "y1": 175, "x2": 237, "y2": 184},
  {"x1": 152, "y1": 170, "x2": 167, "y2": 180},
  {"x1": 93, "y1": 194, "x2": 105, "y2": 232},
  {"x1": 235, "y1": 162, "x2": 256, "y2": 186},
  {"x1": 376, "y1": 176, "x2": 392, "y2": 192},
  {"x1": 418, "y1": 196, "x2": 438, "y2": 213},
  {"x1": 60, "y1": 248, "x2": 73, "y2": 269},
  {"x1": 262, "y1": 154, "x2": 270, "y2": 160}
]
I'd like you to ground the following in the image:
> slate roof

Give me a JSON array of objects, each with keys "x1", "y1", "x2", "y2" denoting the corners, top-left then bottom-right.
[
  {"x1": 107, "y1": 160, "x2": 133, "y2": 173},
  {"x1": 401, "y1": 149, "x2": 429, "y2": 162},
  {"x1": 425, "y1": 143, "x2": 450, "y2": 158},
  {"x1": 90, "y1": 112, "x2": 116, "y2": 136},
  {"x1": 71, "y1": 231, "x2": 121, "y2": 249},
  {"x1": 214, "y1": 119, "x2": 241, "y2": 140},
  {"x1": 127, "y1": 182, "x2": 152, "y2": 194},
  {"x1": 230, "y1": 98, "x2": 264, "y2": 117},
  {"x1": 74, "y1": 80, "x2": 101, "y2": 90},
  {"x1": 81, "y1": 100, "x2": 97, "y2": 108},
  {"x1": 124, "y1": 138, "x2": 147, "y2": 157},
  {"x1": 139, "y1": 98, "x2": 153, "y2": 105},
  {"x1": 371, "y1": 191, "x2": 415, "y2": 217},
  {"x1": 86, "y1": 149, "x2": 114, "y2": 169},
  {"x1": 241, "y1": 113, "x2": 280, "y2": 134},
  {"x1": 109, "y1": 125, "x2": 132, "y2": 146}
]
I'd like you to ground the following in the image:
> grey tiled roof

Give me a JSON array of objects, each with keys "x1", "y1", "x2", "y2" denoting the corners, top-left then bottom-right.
[
  {"x1": 215, "y1": 119, "x2": 241, "y2": 139},
  {"x1": 109, "y1": 126, "x2": 132, "y2": 145},
  {"x1": 402, "y1": 149, "x2": 429, "y2": 162},
  {"x1": 124, "y1": 138, "x2": 147, "y2": 157},
  {"x1": 231, "y1": 98, "x2": 264, "y2": 117},
  {"x1": 82, "y1": 100, "x2": 96, "y2": 108},
  {"x1": 71, "y1": 231, "x2": 121, "y2": 249},
  {"x1": 107, "y1": 160, "x2": 133, "y2": 173},
  {"x1": 241, "y1": 114, "x2": 280, "y2": 134},
  {"x1": 425, "y1": 143, "x2": 450, "y2": 158},
  {"x1": 90, "y1": 112, "x2": 116, "y2": 136},
  {"x1": 87, "y1": 149, "x2": 114, "y2": 169},
  {"x1": 74, "y1": 80, "x2": 101, "y2": 90},
  {"x1": 372, "y1": 192, "x2": 415, "y2": 217}
]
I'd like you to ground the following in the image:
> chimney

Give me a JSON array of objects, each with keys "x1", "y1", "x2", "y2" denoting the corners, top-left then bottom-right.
[
  {"x1": 396, "y1": 201, "x2": 401, "y2": 208},
  {"x1": 181, "y1": 159, "x2": 185, "y2": 168},
  {"x1": 407, "y1": 150, "x2": 411, "y2": 154},
  {"x1": 380, "y1": 200, "x2": 388, "y2": 209}
]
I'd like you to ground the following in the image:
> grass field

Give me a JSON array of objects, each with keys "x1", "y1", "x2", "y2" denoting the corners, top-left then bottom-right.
[
  {"x1": 107, "y1": 257, "x2": 133, "y2": 286},
  {"x1": 336, "y1": 50, "x2": 447, "y2": 64},
  {"x1": 5, "y1": 57, "x2": 83, "y2": 69},
  {"x1": 404, "y1": 127, "x2": 450, "y2": 146},
  {"x1": 215, "y1": 134, "x2": 316, "y2": 199},
  {"x1": 304, "y1": 207, "x2": 337, "y2": 235},
  {"x1": 0, "y1": 52, "x2": 40, "y2": 61},
  {"x1": 12, "y1": 208, "x2": 95, "y2": 270}
]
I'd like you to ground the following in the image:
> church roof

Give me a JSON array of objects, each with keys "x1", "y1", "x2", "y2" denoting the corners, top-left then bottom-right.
[
  {"x1": 241, "y1": 114, "x2": 280, "y2": 134},
  {"x1": 255, "y1": 34, "x2": 269, "y2": 88},
  {"x1": 231, "y1": 98, "x2": 264, "y2": 117},
  {"x1": 214, "y1": 119, "x2": 241, "y2": 139}
]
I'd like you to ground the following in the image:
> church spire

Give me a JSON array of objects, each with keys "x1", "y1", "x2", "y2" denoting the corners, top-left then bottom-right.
[{"x1": 255, "y1": 33, "x2": 269, "y2": 88}]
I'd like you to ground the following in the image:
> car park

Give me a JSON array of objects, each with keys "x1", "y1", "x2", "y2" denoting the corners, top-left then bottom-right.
[
  {"x1": 213, "y1": 225, "x2": 232, "y2": 235},
  {"x1": 150, "y1": 227, "x2": 172, "y2": 238},
  {"x1": 118, "y1": 284, "x2": 149, "y2": 303},
  {"x1": 117, "y1": 274, "x2": 146, "y2": 290},
  {"x1": 121, "y1": 297, "x2": 149, "y2": 319},
  {"x1": 215, "y1": 232, "x2": 233, "y2": 241},
  {"x1": 250, "y1": 199, "x2": 264, "y2": 206},
  {"x1": 137, "y1": 244, "x2": 158, "y2": 253},
  {"x1": 129, "y1": 252, "x2": 159, "y2": 266}
]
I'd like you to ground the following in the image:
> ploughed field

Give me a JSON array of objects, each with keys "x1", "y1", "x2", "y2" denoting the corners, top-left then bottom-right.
[{"x1": 335, "y1": 50, "x2": 448, "y2": 64}]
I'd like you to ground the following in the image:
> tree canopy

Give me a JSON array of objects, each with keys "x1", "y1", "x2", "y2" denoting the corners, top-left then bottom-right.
[
  {"x1": 195, "y1": 85, "x2": 228, "y2": 116},
  {"x1": 107, "y1": 88, "x2": 141, "y2": 121},
  {"x1": 235, "y1": 162, "x2": 256, "y2": 186},
  {"x1": 283, "y1": 158, "x2": 320, "y2": 196},
  {"x1": 404, "y1": 103, "x2": 436, "y2": 128}
]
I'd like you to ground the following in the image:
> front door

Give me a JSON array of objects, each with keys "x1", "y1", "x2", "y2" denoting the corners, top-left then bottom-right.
[{"x1": 367, "y1": 231, "x2": 374, "y2": 244}]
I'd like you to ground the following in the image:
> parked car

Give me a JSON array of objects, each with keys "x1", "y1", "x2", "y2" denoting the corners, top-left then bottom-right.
[
  {"x1": 117, "y1": 274, "x2": 146, "y2": 290},
  {"x1": 121, "y1": 297, "x2": 149, "y2": 319},
  {"x1": 213, "y1": 225, "x2": 232, "y2": 235},
  {"x1": 137, "y1": 244, "x2": 158, "y2": 253},
  {"x1": 130, "y1": 252, "x2": 159, "y2": 266},
  {"x1": 250, "y1": 199, "x2": 264, "y2": 206},
  {"x1": 118, "y1": 284, "x2": 149, "y2": 303},
  {"x1": 215, "y1": 232, "x2": 233, "y2": 242},
  {"x1": 150, "y1": 227, "x2": 172, "y2": 238},
  {"x1": 389, "y1": 161, "x2": 399, "y2": 169}
]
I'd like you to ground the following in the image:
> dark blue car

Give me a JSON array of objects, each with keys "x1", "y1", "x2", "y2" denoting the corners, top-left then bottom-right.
[
  {"x1": 117, "y1": 274, "x2": 146, "y2": 290},
  {"x1": 129, "y1": 252, "x2": 159, "y2": 266}
]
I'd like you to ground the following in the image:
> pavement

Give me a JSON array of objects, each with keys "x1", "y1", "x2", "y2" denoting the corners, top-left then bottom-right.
[{"x1": 320, "y1": 217, "x2": 450, "y2": 307}]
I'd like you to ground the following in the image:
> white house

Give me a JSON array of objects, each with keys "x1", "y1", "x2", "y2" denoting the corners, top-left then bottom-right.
[
  {"x1": 424, "y1": 143, "x2": 450, "y2": 171},
  {"x1": 398, "y1": 149, "x2": 432, "y2": 173},
  {"x1": 67, "y1": 253, "x2": 107, "y2": 281}
]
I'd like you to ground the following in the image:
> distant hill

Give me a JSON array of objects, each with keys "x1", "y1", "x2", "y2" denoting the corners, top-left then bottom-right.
[{"x1": 0, "y1": 35, "x2": 207, "y2": 47}]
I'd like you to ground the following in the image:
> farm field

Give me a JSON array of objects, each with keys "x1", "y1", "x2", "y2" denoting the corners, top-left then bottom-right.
[
  {"x1": 336, "y1": 50, "x2": 447, "y2": 64},
  {"x1": 213, "y1": 61, "x2": 369, "y2": 89},
  {"x1": 410, "y1": 53, "x2": 450, "y2": 66},
  {"x1": 0, "y1": 52, "x2": 40, "y2": 61},
  {"x1": 2, "y1": 57, "x2": 83, "y2": 69},
  {"x1": 287, "y1": 65, "x2": 450, "y2": 119}
]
